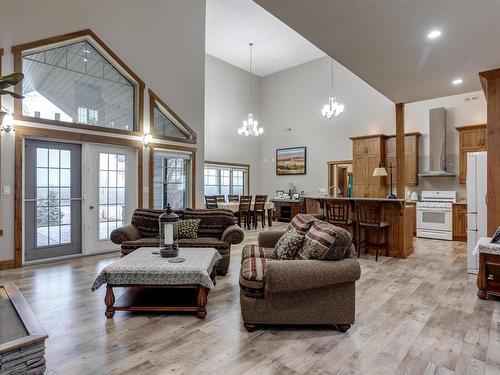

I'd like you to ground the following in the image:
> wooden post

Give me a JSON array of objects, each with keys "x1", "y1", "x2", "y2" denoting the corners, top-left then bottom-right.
[
  {"x1": 395, "y1": 103, "x2": 405, "y2": 199},
  {"x1": 479, "y1": 68, "x2": 500, "y2": 235}
]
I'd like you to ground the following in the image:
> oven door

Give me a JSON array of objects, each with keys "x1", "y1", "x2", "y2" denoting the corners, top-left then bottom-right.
[{"x1": 417, "y1": 207, "x2": 452, "y2": 232}]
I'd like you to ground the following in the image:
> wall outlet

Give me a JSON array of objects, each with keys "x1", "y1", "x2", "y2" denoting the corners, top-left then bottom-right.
[{"x1": 3, "y1": 186, "x2": 11, "y2": 195}]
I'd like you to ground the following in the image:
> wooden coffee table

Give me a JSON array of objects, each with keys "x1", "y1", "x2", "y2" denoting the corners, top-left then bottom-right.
[{"x1": 91, "y1": 247, "x2": 221, "y2": 319}]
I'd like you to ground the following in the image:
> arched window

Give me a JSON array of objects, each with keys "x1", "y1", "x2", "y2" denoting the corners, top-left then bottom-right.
[{"x1": 12, "y1": 30, "x2": 144, "y2": 134}]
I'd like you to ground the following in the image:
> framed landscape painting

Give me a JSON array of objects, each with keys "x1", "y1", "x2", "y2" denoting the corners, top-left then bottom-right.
[{"x1": 276, "y1": 146, "x2": 306, "y2": 175}]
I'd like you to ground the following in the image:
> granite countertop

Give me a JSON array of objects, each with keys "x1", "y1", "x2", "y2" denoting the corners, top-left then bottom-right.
[
  {"x1": 304, "y1": 196, "x2": 405, "y2": 203},
  {"x1": 270, "y1": 198, "x2": 303, "y2": 203}
]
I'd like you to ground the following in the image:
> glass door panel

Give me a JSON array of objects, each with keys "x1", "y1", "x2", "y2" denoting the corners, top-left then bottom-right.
[
  {"x1": 25, "y1": 140, "x2": 82, "y2": 262},
  {"x1": 83, "y1": 144, "x2": 137, "y2": 254}
]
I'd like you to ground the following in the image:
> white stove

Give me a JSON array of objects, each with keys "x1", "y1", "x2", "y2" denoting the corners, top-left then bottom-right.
[{"x1": 416, "y1": 191, "x2": 456, "y2": 240}]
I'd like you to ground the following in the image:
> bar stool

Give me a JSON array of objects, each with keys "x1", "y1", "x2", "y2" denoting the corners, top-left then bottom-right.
[
  {"x1": 355, "y1": 201, "x2": 390, "y2": 261},
  {"x1": 324, "y1": 199, "x2": 356, "y2": 248}
]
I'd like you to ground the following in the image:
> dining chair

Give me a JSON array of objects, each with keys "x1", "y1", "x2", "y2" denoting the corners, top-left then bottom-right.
[
  {"x1": 252, "y1": 195, "x2": 268, "y2": 229},
  {"x1": 214, "y1": 195, "x2": 225, "y2": 203},
  {"x1": 205, "y1": 195, "x2": 218, "y2": 209},
  {"x1": 355, "y1": 201, "x2": 390, "y2": 261},
  {"x1": 235, "y1": 196, "x2": 252, "y2": 229},
  {"x1": 228, "y1": 195, "x2": 240, "y2": 203}
]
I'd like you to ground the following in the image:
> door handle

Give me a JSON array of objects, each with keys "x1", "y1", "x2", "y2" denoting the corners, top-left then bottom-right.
[{"x1": 89, "y1": 205, "x2": 95, "y2": 210}]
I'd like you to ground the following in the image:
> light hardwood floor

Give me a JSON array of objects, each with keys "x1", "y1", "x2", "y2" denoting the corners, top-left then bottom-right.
[{"x1": 1, "y1": 223, "x2": 499, "y2": 375}]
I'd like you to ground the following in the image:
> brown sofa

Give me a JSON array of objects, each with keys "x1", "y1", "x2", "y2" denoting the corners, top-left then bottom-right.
[
  {"x1": 110, "y1": 208, "x2": 244, "y2": 275},
  {"x1": 239, "y1": 229, "x2": 361, "y2": 332}
]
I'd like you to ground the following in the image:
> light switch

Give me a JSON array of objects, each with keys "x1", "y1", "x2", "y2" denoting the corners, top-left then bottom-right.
[{"x1": 3, "y1": 186, "x2": 11, "y2": 195}]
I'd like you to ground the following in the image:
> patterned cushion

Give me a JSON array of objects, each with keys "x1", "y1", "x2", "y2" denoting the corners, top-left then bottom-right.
[
  {"x1": 241, "y1": 244, "x2": 276, "y2": 263},
  {"x1": 175, "y1": 219, "x2": 200, "y2": 239},
  {"x1": 296, "y1": 221, "x2": 352, "y2": 261},
  {"x1": 131, "y1": 209, "x2": 165, "y2": 237},
  {"x1": 287, "y1": 214, "x2": 318, "y2": 235},
  {"x1": 239, "y1": 257, "x2": 271, "y2": 298},
  {"x1": 183, "y1": 209, "x2": 235, "y2": 238},
  {"x1": 274, "y1": 230, "x2": 305, "y2": 260}
]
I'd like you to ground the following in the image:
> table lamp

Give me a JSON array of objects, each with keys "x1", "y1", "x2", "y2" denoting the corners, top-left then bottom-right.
[{"x1": 373, "y1": 164, "x2": 396, "y2": 199}]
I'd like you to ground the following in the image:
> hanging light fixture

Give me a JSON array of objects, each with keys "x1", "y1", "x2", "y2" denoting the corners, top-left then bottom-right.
[
  {"x1": 321, "y1": 59, "x2": 344, "y2": 119},
  {"x1": 238, "y1": 43, "x2": 263, "y2": 136}
]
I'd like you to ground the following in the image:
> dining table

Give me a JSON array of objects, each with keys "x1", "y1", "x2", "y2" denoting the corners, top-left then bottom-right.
[{"x1": 210, "y1": 201, "x2": 275, "y2": 227}]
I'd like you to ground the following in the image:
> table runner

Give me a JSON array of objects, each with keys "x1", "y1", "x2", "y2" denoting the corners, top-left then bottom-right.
[
  {"x1": 91, "y1": 247, "x2": 221, "y2": 291},
  {"x1": 214, "y1": 201, "x2": 275, "y2": 212}
]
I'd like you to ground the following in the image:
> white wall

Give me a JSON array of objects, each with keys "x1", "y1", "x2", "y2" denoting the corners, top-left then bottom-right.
[
  {"x1": 0, "y1": 0, "x2": 206, "y2": 261},
  {"x1": 259, "y1": 56, "x2": 396, "y2": 196},
  {"x1": 405, "y1": 91, "x2": 486, "y2": 201},
  {"x1": 204, "y1": 54, "x2": 261, "y2": 193}
]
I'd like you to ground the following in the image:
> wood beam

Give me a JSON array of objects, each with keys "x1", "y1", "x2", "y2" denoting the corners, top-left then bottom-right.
[
  {"x1": 395, "y1": 103, "x2": 405, "y2": 198},
  {"x1": 479, "y1": 68, "x2": 500, "y2": 235}
]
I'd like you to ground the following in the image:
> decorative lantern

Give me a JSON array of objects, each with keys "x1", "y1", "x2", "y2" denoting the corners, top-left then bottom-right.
[{"x1": 158, "y1": 204, "x2": 179, "y2": 258}]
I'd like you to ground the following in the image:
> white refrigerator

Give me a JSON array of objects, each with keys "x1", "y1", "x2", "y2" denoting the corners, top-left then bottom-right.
[{"x1": 467, "y1": 151, "x2": 487, "y2": 274}]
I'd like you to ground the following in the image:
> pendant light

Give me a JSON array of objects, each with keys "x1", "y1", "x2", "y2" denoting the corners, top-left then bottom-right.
[
  {"x1": 238, "y1": 43, "x2": 263, "y2": 136},
  {"x1": 321, "y1": 59, "x2": 344, "y2": 119}
]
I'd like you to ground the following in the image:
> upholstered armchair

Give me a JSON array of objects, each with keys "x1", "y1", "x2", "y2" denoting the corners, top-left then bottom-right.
[
  {"x1": 111, "y1": 208, "x2": 244, "y2": 275},
  {"x1": 239, "y1": 229, "x2": 361, "y2": 332}
]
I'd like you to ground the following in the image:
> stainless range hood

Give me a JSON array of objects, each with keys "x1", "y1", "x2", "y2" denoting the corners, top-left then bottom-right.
[{"x1": 418, "y1": 107, "x2": 456, "y2": 177}]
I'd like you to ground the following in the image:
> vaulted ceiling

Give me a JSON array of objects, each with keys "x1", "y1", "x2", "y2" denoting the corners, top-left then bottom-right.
[{"x1": 254, "y1": 0, "x2": 500, "y2": 103}]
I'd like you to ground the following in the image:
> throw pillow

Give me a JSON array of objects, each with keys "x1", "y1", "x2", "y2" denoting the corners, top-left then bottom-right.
[
  {"x1": 274, "y1": 229, "x2": 305, "y2": 260},
  {"x1": 287, "y1": 214, "x2": 318, "y2": 235},
  {"x1": 174, "y1": 219, "x2": 200, "y2": 239},
  {"x1": 296, "y1": 221, "x2": 352, "y2": 261}
]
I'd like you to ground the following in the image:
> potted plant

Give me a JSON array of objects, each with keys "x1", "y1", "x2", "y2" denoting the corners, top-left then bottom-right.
[{"x1": 0, "y1": 72, "x2": 24, "y2": 125}]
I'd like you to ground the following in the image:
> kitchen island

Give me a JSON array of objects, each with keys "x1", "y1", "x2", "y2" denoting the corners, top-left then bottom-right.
[{"x1": 304, "y1": 196, "x2": 415, "y2": 258}]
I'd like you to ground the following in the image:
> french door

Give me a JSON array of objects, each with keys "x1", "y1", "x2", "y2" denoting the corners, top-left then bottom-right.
[
  {"x1": 82, "y1": 144, "x2": 137, "y2": 254},
  {"x1": 24, "y1": 140, "x2": 82, "y2": 261}
]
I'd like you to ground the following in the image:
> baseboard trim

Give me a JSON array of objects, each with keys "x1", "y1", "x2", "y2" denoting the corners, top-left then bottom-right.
[{"x1": 0, "y1": 260, "x2": 15, "y2": 270}]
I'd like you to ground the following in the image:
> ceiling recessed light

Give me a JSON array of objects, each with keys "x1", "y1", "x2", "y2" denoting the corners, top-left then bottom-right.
[
  {"x1": 452, "y1": 78, "x2": 463, "y2": 85},
  {"x1": 83, "y1": 58, "x2": 88, "y2": 62},
  {"x1": 427, "y1": 29, "x2": 442, "y2": 40}
]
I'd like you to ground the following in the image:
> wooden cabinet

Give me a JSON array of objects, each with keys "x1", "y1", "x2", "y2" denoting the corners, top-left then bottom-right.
[
  {"x1": 350, "y1": 135, "x2": 386, "y2": 198},
  {"x1": 452, "y1": 203, "x2": 468, "y2": 241},
  {"x1": 384, "y1": 133, "x2": 420, "y2": 187},
  {"x1": 271, "y1": 199, "x2": 303, "y2": 222},
  {"x1": 456, "y1": 125, "x2": 487, "y2": 184}
]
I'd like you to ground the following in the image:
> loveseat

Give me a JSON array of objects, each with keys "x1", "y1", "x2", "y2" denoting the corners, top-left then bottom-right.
[
  {"x1": 110, "y1": 208, "x2": 244, "y2": 275},
  {"x1": 239, "y1": 218, "x2": 361, "y2": 332}
]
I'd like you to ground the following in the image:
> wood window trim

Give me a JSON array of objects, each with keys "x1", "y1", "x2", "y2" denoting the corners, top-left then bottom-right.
[
  {"x1": 11, "y1": 29, "x2": 145, "y2": 135},
  {"x1": 148, "y1": 88, "x2": 197, "y2": 144},
  {"x1": 0, "y1": 48, "x2": 3, "y2": 106},
  {"x1": 204, "y1": 160, "x2": 250, "y2": 195},
  {"x1": 14, "y1": 124, "x2": 144, "y2": 268},
  {"x1": 148, "y1": 143, "x2": 197, "y2": 209}
]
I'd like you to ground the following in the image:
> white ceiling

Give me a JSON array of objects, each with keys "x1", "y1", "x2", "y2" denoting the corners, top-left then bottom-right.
[
  {"x1": 205, "y1": 0, "x2": 325, "y2": 77},
  {"x1": 255, "y1": 0, "x2": 500, "y2": 103}
]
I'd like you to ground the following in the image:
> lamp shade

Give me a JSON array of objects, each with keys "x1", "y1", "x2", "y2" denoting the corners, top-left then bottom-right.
[{"x1": 373, "y1": 167, "x2": 388, "y2": 177}]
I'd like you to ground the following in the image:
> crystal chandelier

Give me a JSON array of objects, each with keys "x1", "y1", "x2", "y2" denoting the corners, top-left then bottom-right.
[
  {"x1": 322, "y1": 60, "x2": 344, "y2": 119},
  {"x1": 238, "y1": 43, "x2": 263, "y2": 136}
]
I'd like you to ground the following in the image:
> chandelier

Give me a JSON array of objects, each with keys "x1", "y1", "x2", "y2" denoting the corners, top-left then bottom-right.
[
  {"x1": 322, "y1": 60, "x2": 344, "y2": 119},
  {"x1": 238, "y1": 43, "x2": 263, "y2": 136}
]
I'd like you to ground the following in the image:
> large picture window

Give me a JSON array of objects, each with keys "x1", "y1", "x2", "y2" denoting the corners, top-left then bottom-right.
[
  {"x1": 204, "y1": 163, "x2": 248, "y2": 197},
  {"x1": 13, "y1": 30, "x2": 144, "y2": 133},
  {"x1": 152, "y1": 150, "x2": 192, "y2": 210}
]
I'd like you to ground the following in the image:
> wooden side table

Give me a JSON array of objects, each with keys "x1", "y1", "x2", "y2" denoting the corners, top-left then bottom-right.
[{"x1": 475, "y1": 237, "x2": 500, "y2": 299}]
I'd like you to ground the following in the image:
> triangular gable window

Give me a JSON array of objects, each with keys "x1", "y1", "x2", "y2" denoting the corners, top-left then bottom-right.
[
  {"x1": 149, "y1": 89, "x2": 197, "y2": 144},
  {"x1": 12, "y1": 29, "x2": 144, "y2": 133}
]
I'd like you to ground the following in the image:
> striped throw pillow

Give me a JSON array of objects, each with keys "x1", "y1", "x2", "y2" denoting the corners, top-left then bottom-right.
[
  {"x1": 287, "y1": 214, "x2": 318, "y2": 235},
  {"x1": 296, "y1": 221, "x2": 352, "y2": 261}
]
